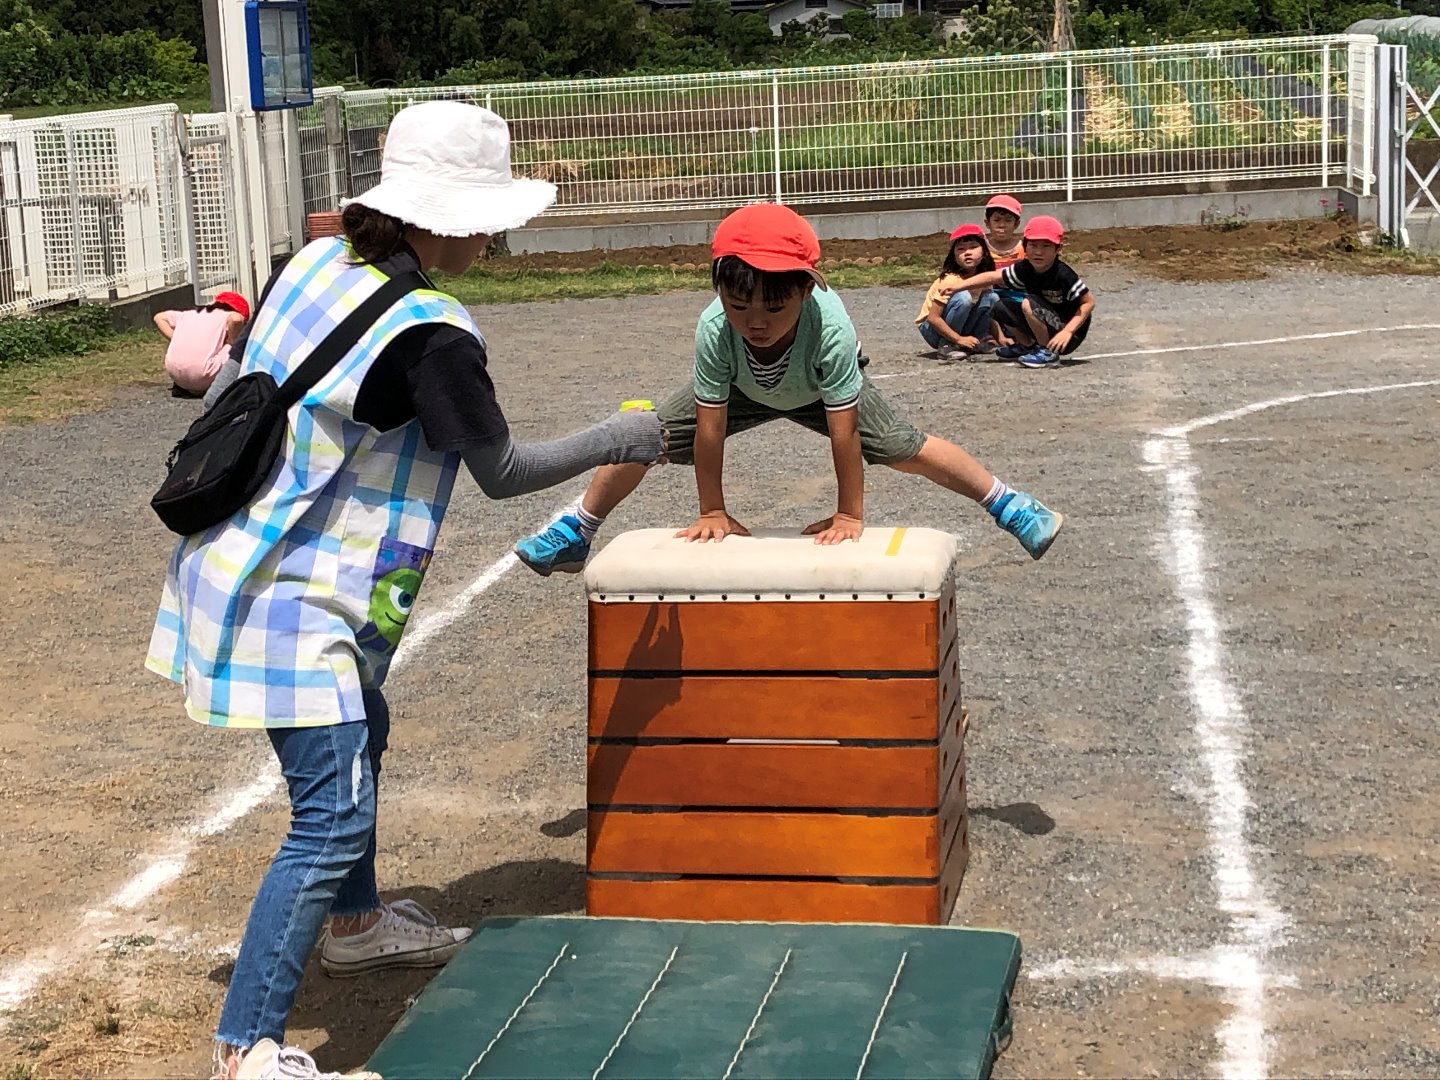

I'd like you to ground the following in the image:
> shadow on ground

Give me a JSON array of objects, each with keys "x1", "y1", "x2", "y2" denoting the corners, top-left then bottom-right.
[{"x1": 209, "y1": 858, "x2": 585, "y2": 1069}]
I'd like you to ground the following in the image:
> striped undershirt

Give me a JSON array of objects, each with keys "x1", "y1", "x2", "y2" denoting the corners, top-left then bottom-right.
[{"x1": 743, "y1": 341, "x2": 792, "y2": 390}]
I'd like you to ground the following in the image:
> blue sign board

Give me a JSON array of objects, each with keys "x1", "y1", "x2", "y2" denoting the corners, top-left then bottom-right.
[{"x1": 245, "y1": 1, "x2": 315, "y2": 111}]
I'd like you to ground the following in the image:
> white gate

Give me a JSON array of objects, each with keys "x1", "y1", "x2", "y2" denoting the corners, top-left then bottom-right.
[
  {"x1": 183, "y1": 113, "x2": 245, "y2": 300},
  {"x1": 1373, "y1": 42, "x2": 1440, "y2": 247},
  {"x1": 0, "y1": 106, "x2": 189, "y2": 318}
]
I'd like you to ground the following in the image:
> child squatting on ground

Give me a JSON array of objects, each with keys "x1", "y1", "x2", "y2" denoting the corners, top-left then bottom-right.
[
  {"x1": 153, "y1": 291, "x2": 250, "y2": 397},
  {"x1": 514, "y1": 202, "x2": 1065, "y2": 572},
  {"x1": 946, "y1": 215, "x2": 1095, "y2": 369},
  {"x1": 916, "y1": 223, "x2": 1001, "y2": 362}
]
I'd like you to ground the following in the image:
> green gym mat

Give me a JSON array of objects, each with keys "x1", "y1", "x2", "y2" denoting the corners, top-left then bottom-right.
[{"x1": 367, "y1": 917, "x2": 1021, "y2": 1080}]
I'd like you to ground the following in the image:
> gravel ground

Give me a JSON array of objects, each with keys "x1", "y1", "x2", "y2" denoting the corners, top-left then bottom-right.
[{"x1": 0, "y1": 265, "x2": 1437, "y2": 1077}]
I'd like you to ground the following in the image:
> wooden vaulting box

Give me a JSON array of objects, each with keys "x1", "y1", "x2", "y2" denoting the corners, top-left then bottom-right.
[{"x1": 584, "y1": 527, "x2": 967, "y2": 925}]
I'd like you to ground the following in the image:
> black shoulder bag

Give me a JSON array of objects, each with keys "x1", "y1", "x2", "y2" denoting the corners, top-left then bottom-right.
[{"x1": 150, "y1": 271, "x2": 427, "y2": 536}]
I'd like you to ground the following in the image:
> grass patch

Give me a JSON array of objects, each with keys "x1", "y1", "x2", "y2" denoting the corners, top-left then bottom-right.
[
  {"x1": 109, "y1": 934, "x2": 156, "y2": 958},
  {"x1": 0, "y1": 330, "x2": 161, "y2": 425},
  {"x1": 0, "y1": 307, "x2": 117, "y2": 371},
  {"x1": 5, "y1": 96, "x2": 213, "y2": 121},
  {"x1": 436, "y1": 257, "x2": 937, "y2": 305}
]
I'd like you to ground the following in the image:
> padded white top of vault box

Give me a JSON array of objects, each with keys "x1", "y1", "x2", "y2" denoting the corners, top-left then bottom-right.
[{"x1": 584, "y1": 527, "x2": 957, "y2": 601}]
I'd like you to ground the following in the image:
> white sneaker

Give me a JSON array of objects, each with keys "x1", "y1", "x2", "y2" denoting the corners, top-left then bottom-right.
[
  {"x1": 234, "y1": 1039, "x2": 381, "y2": 1080},
  {"x1": 320, "y1": 899, "x2": 471, "y2": 977}
]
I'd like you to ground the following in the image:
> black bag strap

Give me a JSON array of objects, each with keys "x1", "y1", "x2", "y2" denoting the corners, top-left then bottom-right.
[{"x1": 273, "y1": 270, "x2": 430, "y2": 410}]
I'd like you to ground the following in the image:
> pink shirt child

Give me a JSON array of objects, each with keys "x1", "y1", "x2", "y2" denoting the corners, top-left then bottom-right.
[{"x1": 155, "y1": 292, "x2": 249, "y2": 394}]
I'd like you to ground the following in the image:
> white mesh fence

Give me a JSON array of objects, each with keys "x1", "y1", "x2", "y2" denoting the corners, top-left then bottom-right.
[
  {"x1": 296, "y1": 87, "x2": 350, "y2": 217},
  {"x1": 343, "y1": 36, "x2": 1361, "y2": 218},
  {"x1": 0, "y1": 105, "x2": 188, "y2": 317},
  {"x1": 1347, "y1": 37, "x2": 1377, "y2": 194},
  {"x1": 184, "y1": 113, "x2": 243, "y2": 299}
]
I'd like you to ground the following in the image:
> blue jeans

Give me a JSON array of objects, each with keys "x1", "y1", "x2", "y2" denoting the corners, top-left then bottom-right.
[
  {"x1": 919, "y1": 290, "x2": 999, "y2": 349},
  {"x1": 216, "y1": 689, "x2": 390, "y2": 1048}
]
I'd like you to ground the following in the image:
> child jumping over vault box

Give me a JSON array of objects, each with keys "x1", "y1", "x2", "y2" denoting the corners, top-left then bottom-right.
[{"x1": 514, "y1": 203, "x2": 1064, "y2": 571}]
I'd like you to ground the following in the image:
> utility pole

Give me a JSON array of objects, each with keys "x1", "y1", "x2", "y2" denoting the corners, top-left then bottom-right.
[{"x1": 198, "y1": 0, "x2": 273, "y2": 297}]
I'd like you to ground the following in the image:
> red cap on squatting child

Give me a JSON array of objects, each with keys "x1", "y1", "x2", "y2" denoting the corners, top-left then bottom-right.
[
  {"x1": 985, "y1": 194, "x2": 1023, "y2": 218},
  {"x1": 1023, "y1": 216, "x2": 1064, "y2": 245},
  {"x1": 711, "y1": 202, "x2": 829, "y2": 290}
]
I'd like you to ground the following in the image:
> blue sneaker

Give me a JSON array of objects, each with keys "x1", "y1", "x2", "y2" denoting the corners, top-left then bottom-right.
[
  {"x1": 514, "y1": 514, "x2": 591, "y2": 576},
  {"x1": 1017, "y1": 347, "x2": 1059, "y2": 368},
  {"x1": 995, "y1": 343, "x2": 1028, "y2": 359},
  {"x1": 993, "y1": 492, "x2": 1065, "y2": 560}
]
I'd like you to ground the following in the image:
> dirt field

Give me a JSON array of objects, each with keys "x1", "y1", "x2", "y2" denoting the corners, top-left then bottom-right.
[
  {"x1": 1, "y1": 244, "x2": 1438, "y2": 1078},
  {"x1": 496, "y1": 216, "x2": 1412, "y2": 284}
]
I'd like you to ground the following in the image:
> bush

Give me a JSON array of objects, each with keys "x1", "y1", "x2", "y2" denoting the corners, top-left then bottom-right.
[
  {"x1": 0, "y1": 2, "x2": 206, "y2": 108},
  {"x1": 0, "y1": 306, "x2": 116, "y2": 371}
]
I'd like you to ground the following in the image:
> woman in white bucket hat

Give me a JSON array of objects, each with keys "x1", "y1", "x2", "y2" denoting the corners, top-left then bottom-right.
[{"x1": 148, "y1": 101, "x2": 664, "y2": 1080}]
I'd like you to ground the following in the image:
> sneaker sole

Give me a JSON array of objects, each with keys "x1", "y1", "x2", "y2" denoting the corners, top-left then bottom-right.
[
  {"x1": 321, "y1": 939, "x2": 467, "y2": 978},
  {"x1": 514, "y1": 550, "x2": 586, "y2": 577},
  {"x1": 1028, "y1": 512, "x2": 1065, "y2": 560}
]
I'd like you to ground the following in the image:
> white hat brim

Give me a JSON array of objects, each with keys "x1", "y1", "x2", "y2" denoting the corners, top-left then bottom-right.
[{"x1": 342, "y1": 173, "x2": 558, "y2": 237}]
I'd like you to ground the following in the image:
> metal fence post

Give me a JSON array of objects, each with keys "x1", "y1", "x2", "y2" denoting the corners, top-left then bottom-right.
[
  {"x1": 1320, "y1": 47, "x2": 1331, "y2": 188},
  {"x1": 64, "y1": 127, "x2": 84, "y2": 296},
  {"x1": 1064, "y1": 58, "x2": 1075, "y2": 202},
  {"x1": 282, "y1": 108, "x2": 306, "y2": 251},
  {"x1": 1389, "y1": 44, "x2": 1409, "y2": 247},
  {"x1": 175, "y1": 114, "x2": 204, "y2": 305},
  {"x1": 771, "y1": 75, "x2": 783, "y2": 204}
]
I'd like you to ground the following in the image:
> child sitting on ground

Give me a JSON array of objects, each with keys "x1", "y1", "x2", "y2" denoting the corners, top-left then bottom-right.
[
  {"x1": 916, "y1": 224, "x2": 999, "y2": 362},
  {"x1": 982, "y1": 194, "x2": 1028, "y2": 356},
  {"x1": 513, "y1": 202, "x2": 1064, "y2": 572},
  {"x1": 944, "y1": 215, "x2": 1093, "y2": 369},
  {"x1": 152, "y1": 291, "x2": 250, "y2": 397},
  {"x1": 984, "y1": 193, "x2": 1026, "y2": 273}
]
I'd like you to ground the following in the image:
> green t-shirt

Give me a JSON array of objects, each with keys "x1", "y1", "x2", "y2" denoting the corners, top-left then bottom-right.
[{"x1": 692, "y1": 286, "x2": 864, "y2": 412}]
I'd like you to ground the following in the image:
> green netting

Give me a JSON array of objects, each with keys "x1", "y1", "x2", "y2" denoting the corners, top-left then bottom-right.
[{"x1": 368, "y1": 917, "x2": 1021, "y2": 1080}]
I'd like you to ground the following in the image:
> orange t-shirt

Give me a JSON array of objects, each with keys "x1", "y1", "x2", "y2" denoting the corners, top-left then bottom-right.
[{"x1": 988, "y1": 238, "x2": 1025, "y2": 272}]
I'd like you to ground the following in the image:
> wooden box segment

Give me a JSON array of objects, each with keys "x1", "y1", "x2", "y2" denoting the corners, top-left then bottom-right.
[
  {"x1": 585, "y1": 845, "x2": 969, "y2": 925},
  {"x1": 586, "y1": 643, "x2": 962, "y2": 741},
  {"x1": 589, "y1": 766, "x2": 965, "y2": 877},
  {"x1": 584, "y1": 576, "x2": 966, "y2": 924},
  {"x1": 588, "y1": 594, "x2": 952, "y2": 673},
  {"x1": 585, "y1": 777, "x2": 969, "y2": 924},
  {"x1": 586, "y1": 701, "x2": 965, "y2": 809}
]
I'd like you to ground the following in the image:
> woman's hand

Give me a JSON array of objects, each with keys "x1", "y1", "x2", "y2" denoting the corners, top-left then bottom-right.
[
  {"x1": 803, "y1": 513, "x2": 864, "y2": 545},
  {"x1": 676, "y1": 511, "x2": 750, "y2": 543}
]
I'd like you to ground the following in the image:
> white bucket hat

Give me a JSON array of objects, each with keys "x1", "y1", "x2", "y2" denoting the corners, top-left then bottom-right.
[{"x1": 342, "y1": 100, "x2": 556, "y2": 237}]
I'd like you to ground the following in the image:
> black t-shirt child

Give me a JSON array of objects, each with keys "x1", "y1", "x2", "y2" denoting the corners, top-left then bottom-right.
[{"x1": 1000, "y1": 258, "x2": 1090, "y2": 323}]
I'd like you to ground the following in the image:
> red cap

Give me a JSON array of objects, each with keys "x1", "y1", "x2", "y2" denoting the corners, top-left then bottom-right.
[
  {"x1": 712, "y1": 203, "x2": 827, "y2": 290},
  {"x1": 949, "y1": 223, "x2": 986, "y2": 243},
  {"x1": 214, "y1": 291, "x2": 251, "y2": 321},
  {"x1": 985, "y1": 194, "x2": 1023, "y2": 218},
  {"x1": 1023, "y1": 215, "x2": 1064, "y2": 245}
]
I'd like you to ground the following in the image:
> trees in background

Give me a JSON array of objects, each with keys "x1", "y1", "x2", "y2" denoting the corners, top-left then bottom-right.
[
  {"x1": 2, "y1": 0, "x2": 1434, "y2": 108},
  {"x1": 1, "y1": 0, "x2": 205, "y2": 107}
]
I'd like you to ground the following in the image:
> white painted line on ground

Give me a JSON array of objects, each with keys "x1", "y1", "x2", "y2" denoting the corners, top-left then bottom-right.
[
  {"x1": 390, "y1": 499, "x2": 578, "y2": 674},
  {"x1": 1027, "y1": 951, "x2": 1299, "y2": 989},
  {"x1": 1158, "y1": 379, "x2": 1440, "y2": 438},
  {"x1": 1141, "y1": 375, "x2": 1437, "y2": 1080},
  {"x1": 1143, "y1": 433, "x2": 1288, "y2": 1080},
  {"x1": 0, "y1": 498, "x2": 578, "y2": 1018},
  {"x1": 871, "y1": 323, "x2": 1440, "y2": 381}
]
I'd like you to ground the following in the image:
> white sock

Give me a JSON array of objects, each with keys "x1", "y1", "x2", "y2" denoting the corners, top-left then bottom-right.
[
  {"x1": 980, "y1": 478, "x2": 1012, "y2": 512},
  {"x1": 575, "y1": 505, "x2": 605, "y2": 542}
]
